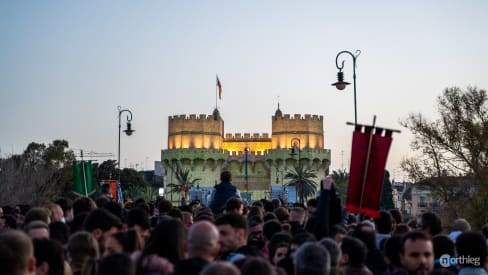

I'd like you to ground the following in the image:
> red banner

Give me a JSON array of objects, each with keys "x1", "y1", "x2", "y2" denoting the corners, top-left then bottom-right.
[
  {"x1": 346, "y1": 128, "x2": 392, "y2": 218},
  {"x1": 101, "y1": 180, "x2": 118, "y2": 201}
]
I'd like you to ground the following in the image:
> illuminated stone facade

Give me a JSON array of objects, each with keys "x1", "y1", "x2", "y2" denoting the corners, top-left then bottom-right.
[{"x1": 161, "y1": 107, "x2": 331, "y2": 195}]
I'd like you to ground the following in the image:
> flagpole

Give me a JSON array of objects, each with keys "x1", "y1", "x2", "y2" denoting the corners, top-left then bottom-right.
[{"x1": 215, "y1": 75, "x2": 218, "y2": 109}]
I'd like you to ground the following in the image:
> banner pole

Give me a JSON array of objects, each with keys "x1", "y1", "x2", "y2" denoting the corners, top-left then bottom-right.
[{"x1": 358, "y1": 115, "x2": 376, "y2": 217}]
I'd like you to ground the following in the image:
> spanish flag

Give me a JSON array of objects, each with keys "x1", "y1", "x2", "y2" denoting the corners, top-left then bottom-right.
[{"x1": 216, "y1": 75, "x2": 222, "y2": 99}]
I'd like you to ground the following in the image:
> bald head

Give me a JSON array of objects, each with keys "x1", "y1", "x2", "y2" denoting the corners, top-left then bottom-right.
[{"x1": 188, "y1": 221, "x2": 220, "y2": 260}]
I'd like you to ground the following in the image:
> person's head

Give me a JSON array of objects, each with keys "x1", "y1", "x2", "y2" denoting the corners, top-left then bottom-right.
[
  {"x1": 289, "y1": 207, "x2": 306, "y2": 225},
  {"x1": 340, "y1": 236, "x2": 368, "y2": 268},
  {"x1": 455, "y1": 231, "x2": 487, "y2": 267},
  {"x1": 290, "y1": 232, "x2": 316, "y2": 256},
  {"x1": 98, "y1": 253, "x2": 135, "y2": 275},
  {"x1": 247, "y1": 206, "x2": 264, "y2": 219},
  {"x1": 72, "y1": 197, "x2": 96, "y2": 217},
  {"x1": 215, "y1": 213, "x2": 248, "y2": 254},
  {"x1": 220, "y1": 170, "x2": 232, "y2": 182},
  {"x1": 375, "y1": 210, "x2": 394, "y2": 234},
  {"x1": 45, "y1": 203, "x2": 64, "y2": 224},
  {"x1": 67, "y1": 231, "x2": 99, "y2": 272},
  {"x1": 225, "y1": 197, "x2": 244, "y2": 215},
  {"x1": 55, "y1": 197, "x2": 73, "y2": 221},
  {"x1": 319, "y1": 238, "x2": 341, "y2": 268},
  {"x1": 0, "y1": 214, "x2": 18, "y2": 232},
  {"x1": 143, "y1": 218, "x2": 187, "y2": 264},
  {"x1": 306, "y1": 198, "x2": 318, "y2": 217},
  {"x1": 33, "y1": 238, "x2": 65, "y2": 275},
  {"x1": 268, "y1": 232, "x2": 292, "y2": 265},
  {"x1": 157, "y1": 198, "x2": 173, "y2": 215},
  {"x1": 418, "y1": 212, "x2": 442, "y2": 237},
  {"x1": 187, "y1": 221, "x2": 220, "y2": 260},
  {"x1": 247, "y1": 216, "x2": 264, "y2": 248},
  {"x1": 101, "y1": 183, "x2": 112, "y2": 195},
  {"x1": 274, "y1": 207, "x2": 290, "y2": 223},
  {"x1": 24, "y1": 207, "x2": 51, "y2": 225},
  {"x1": 389, "y1": 208, "x2": 403, "y2": 224},
  {"x1": 294, "y1": 242, "x2": 330, "y2": 275},
  {"x1": 400, "y1": 231, "x2": 434, "y2": 275},
  {"x1": 103, "y1": 230, "x2": 143, "y2": 258},
  {"x1": 263, "y1": 219, "x2": 282, "y2": 241},
  {"x1": 383, "y1": 235, "x2": 403, "y2": 271},
  {"x1": 393, "y1": 223, "x2": 412, "y2": 236},
  {"x1": 83, "y1": 208, "x2": 122, "y2": 245},
  {"x1": 24, "y1": 221, "x2": 50, "y2": 240},
  {"x1": 330, "y1": 224, "x2": 347, "y2": 243},
  {"x1": 200, "y1": 261, "x2": 240, "y2": 275},
  {"x1": 241, "y1": 257, "x2": 277, "y2": 275},
  {"x1": 126, "y1": 207, "x2": 150, "y2": 239},
  {"x1": 0, "y1": 230, "x2": 37, "y2": 275},
  {"x1": 452, "y1": 218, "x2": 471, "y2": 232},
  {"x1": 432, "y1": 235, "x2": 455, "y2": 260},
  {"x1": 352, "y1": 226, "x2": 377, "y2": 251}
]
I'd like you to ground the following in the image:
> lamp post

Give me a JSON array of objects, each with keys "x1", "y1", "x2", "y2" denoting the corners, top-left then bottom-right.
[
  {"x1": 244, "y1": 147, "x2": 249, "y2": 193},
  {"x1": 332, "y1": 50, "x2": 361, "y2": 126},
  {"x1": 289, "y1": 138, "x2": 301, "y2": 202},
  {"x1": 118, "y1": 106, "x2": 134, "y2": 183}
]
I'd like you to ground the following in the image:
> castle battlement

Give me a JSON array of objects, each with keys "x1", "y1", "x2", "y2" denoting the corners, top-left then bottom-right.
[
  {"x1": 169, "y1": 114, "x2": 220, "y2": 121},
  {"x1": 224, "y1": 133, "x2": 271, "y2": 140},
  {"x1": 273, "y1": 114, "x2": 323, "y2": 121}
]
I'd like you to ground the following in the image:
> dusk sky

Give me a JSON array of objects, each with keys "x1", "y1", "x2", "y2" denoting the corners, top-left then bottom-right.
[{"x1": 1, "y1": 1, "x2": 487, "y2": 181}]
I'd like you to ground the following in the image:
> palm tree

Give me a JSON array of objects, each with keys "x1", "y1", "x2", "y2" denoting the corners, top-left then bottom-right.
[
  {"x1": 167, "y1": 165, "x2": 201, "y2": 200},
  {"x1": 285, "y1": 165, "x2": 318, "y2": 204},
  {"x1": 331, "y1": 169, "x2": 349, "y2": 202}
]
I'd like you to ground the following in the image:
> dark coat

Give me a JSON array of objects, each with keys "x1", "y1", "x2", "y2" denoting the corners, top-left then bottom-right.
[{"x1": 209, "y1": 182, "x2": 239, "y2": 214}]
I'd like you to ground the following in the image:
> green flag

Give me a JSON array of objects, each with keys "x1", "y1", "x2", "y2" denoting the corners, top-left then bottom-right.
[{"x1": 73, "y1": 160, "x2": 96, "y2": 196}]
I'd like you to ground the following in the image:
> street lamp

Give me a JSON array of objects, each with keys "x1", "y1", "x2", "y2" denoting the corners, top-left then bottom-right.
[
  {"x1": 244, "y1": 147, "x2": 249, "y2": 193},
  {"x1": 332, "y1": 50, "x2": 361, "y2": 126},
  {"x1": 118, "y1": 106, "x2": 134, "y2": 183}
]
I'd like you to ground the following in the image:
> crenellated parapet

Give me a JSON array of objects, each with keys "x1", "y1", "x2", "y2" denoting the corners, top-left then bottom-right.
[
  {"x1": 271, "y1": 113, "x2": 324, "y2": 150},
  {"x1": 168, "y1": 112, "x2": 224, "y2": 150}
]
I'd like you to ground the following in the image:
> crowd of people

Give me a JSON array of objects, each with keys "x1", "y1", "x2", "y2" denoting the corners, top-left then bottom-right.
[{"x1": 1, "y1": 170, "x2": 487, "y2": 275}]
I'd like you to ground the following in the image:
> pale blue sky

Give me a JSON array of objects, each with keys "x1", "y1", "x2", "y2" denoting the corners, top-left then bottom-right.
[{"x1": 1, "y1": 1, "x2": 487, "y2": 180}]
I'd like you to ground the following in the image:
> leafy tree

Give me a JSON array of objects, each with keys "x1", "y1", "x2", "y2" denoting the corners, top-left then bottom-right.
[
  {"x1": 380, "y1": 170, "x2": 394, "y2": 210},
  {"x1": 0, "y1": 140, "x2": 75, "y2": 205},
  {"x1": 167, "y1": 165, "x2": 201, "y2": 200},
  {"x1": 401, "y1": 86, "x2": 488, "y2": 227},
  {"x1": 330, "y1": 169, "x2": 348, "y2": 202},
  {"x1": 285, "y1": 165, "x2": 318, "y2": 204}
]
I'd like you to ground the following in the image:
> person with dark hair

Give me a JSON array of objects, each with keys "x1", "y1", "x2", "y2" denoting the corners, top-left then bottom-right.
[
  {"x1": 55, "y1": 197, "x2": 74, "y2": 222},
  {"x1": 0, "y1": 230, "x2": 37, "y2": 275},
  {"x1": 98, "y1": 253, "x2": 136, "y2": 275},
  {"x1": 99, "y1": 183, "x2": 113, "y2": 202},
  {"x1": 72, "y1": 197, "x2": 97, "y2": 217},
  {"x1": 139, "y1": 218, "x2": 187, "y2": 265},
  {"x1": 389, "y1": 209, "x2": 403, "y2": 225},
  {"x1": 0, "y1": 214, "x2": 18, "y2": 232},
  {"x1": 456, "y1": 232, "x2": 487, "y2": 275},
  {"x1": 209, "y1": 171, "x2": 241, "y2": 215},
  {"x1": 290, "y1": 232, "x2": 317, "y2": 256},
  {"x1": 103, "y1": 229, "x2": 143, "y2": 257},
  {"x1": 331, "y1": 224, "x2": 347, "y2": 243},
  {"x1": 49, "y1": 221, "x2": 70, "y2": 245},
  {"x1": 383, "y1": 235, "x2": 404, "y2": 275},
  {"x1": 157, "y1": 198, "x2": 173, "y2": 216},
  {"x1": 33, "y1": 238, "x2": 65, "y2": 275},
  {"x1": 127, "y1": 207, "x2": 150, "y2": 240},
  {"x1": 340, "y1": 236, "x2": 373, "y2": 275},
  {"x1": 247, "y1": 215, "x2": 265, "y2": 252},
  {"x1": 417, "y1": 212, "x2": 442, "y2": 238},
  {"x1": 224, "y1": 197, "x2": 244, "y2": 215},
  {"x1": 432, "y1": 235, "x2": 458, "y2": 274},
  {"x1": 306, "y1": 198, "x2": 318, "y2": 220},
  {"x1": 268, "y1": 232, "x2": 292, "y2": 266},
  {"x1": 168, "y1": 208, "x2": 183, "y2": 221},
  {"x1": 83, "y1": 208, "x2": 122, "y2": 254},
  {"x1": 274, "y1": 207, "x2": 290, "y2": 223},
  {"x1": 173, "y1": 221, "x2": 220, "y2": 275},
  {"x1": 215, "y1": 213, "x2": 259, "y2": 261},
  {"x1": 374, "y1": 210, "x2": 393, "y2": 249},
  {"x1": 353, "y1": 223, "x2": 388, "y2": 274},
  {"x1": 294, "y1": 242, "x2": 331, "y2": 275},
  {"x1": 263, "y1": 219, "x2": 282, "y2": 244},
  {"x1": 400, "y1": 231, "x2": 434, "y2": 275}
]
